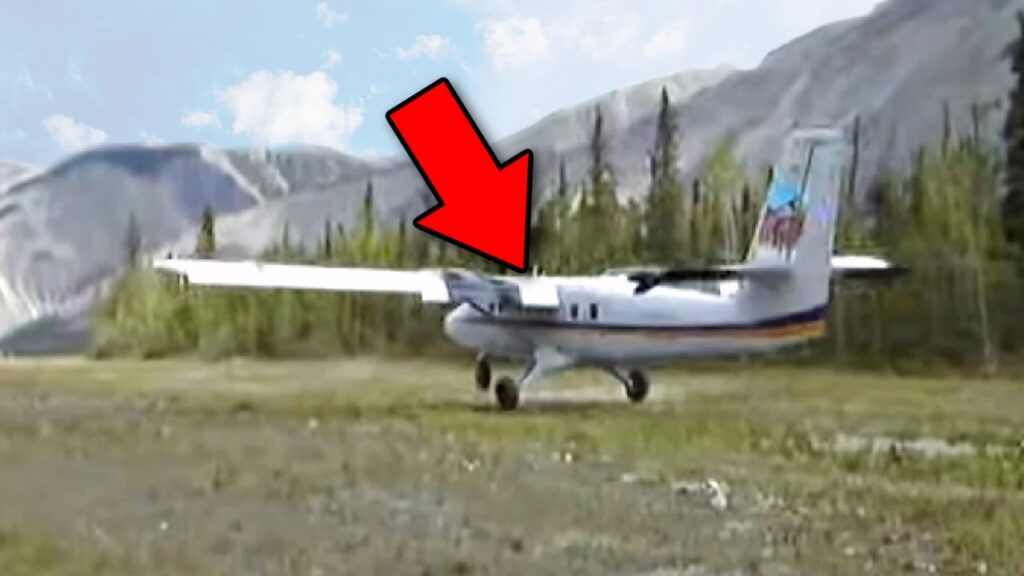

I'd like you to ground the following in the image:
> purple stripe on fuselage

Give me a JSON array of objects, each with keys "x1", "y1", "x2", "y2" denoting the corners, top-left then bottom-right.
[{"x1": 462, "y1": 304, "x2": 829, "y2": 333}]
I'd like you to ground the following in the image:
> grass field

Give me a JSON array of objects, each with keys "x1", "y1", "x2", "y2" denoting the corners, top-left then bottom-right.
[{"x1": 0, "y1": 358, "x2": 1021, "y2": 575}]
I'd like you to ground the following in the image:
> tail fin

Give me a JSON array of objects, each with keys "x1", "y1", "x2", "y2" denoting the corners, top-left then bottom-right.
[{"x1": 743, "y1": 128, "x2": 848, "y2": 312}]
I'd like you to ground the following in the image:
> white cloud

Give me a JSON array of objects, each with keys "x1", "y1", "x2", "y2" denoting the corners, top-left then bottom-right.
[
  {"x1": 321, "y1": 49, "x2": 344, "y2": 70},
  {"x1": 315, "y1": 2, "x2": 347, "y2": 27},
  {"x1": 394, "y1": 34, "x2": 453, "y2": 62},
  {"x1": 42, "y1": 114, "x2": 107, "y2": 153},
  {"x1": 181, "y1": 110, "x2": 222, "y2": 129},
  {"x1": 566, "y1": 22, "x2": 638, "y2": 61},
  {"x1": 139, "y1": 130, "x2": 165, "y2": 145},
  {"x1": 219, "y1": 70, "x2": 364, "y2": 150},
  {"x1": 642, "y1": 22, "x2": 687, "y2": 58},
  {"x1": 477, "y1": 16, "x2": 548, "y2": 71}
]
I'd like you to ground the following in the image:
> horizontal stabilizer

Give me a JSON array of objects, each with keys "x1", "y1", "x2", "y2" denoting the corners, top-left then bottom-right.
[{"x1": 830, "y1": 255, "x2": 908, "y2": 280}]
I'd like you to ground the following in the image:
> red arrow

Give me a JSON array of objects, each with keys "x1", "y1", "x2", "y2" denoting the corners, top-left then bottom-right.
[{"x1": 386, "y1": 78, "x2": 534, "y2": 273}]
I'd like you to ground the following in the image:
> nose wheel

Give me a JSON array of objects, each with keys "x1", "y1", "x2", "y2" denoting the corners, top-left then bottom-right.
[
  {"x1": 472, "y1": 356, "x2": 518, "y2": 410},
  {"x1": 494, "y1": 376, "x2": 519, "y2": 411},
  {"x1": 610, "y1": 366, "x2": 651, "y2": 403},
  {"x1": 477, "y1": 348, "x2": 572, "y2": 411}
]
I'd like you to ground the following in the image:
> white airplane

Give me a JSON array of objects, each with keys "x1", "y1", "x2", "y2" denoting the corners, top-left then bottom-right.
[{"x1": 154, "y1": 128, "x2": 902, "y2": 410}]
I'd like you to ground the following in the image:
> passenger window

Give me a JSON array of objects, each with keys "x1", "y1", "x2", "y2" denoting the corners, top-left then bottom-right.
[
  {"x1": 589, "y1": 303, "x2": 599, "y2": 320},
  {"x1": 488, "y1": 302, "x2": 495, "y2": 313},
  {"x1": 569, "y1": 304, "x2": 579, "y2": 320}
]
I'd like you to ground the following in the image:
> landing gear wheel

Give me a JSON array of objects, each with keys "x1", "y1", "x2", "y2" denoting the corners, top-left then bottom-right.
[
  {"x1": 625, "y1": 370, "x2": 650, "y2": 404},
  {"x1": 475, "y1": 359, "x2": 492, "y2": 391},
  {"x1": 494, "y1": 376, "x2": 520, "y2": 411}
]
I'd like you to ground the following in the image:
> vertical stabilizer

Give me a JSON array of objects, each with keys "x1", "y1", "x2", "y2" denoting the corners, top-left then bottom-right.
[{"x1": 743, "y1": 128, "x2": 848, "y2": 314}]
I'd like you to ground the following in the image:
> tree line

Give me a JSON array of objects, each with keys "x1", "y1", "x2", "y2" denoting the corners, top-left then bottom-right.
[{"x1": 93, "y1": 14, "x2": 1024, "y2": 371}]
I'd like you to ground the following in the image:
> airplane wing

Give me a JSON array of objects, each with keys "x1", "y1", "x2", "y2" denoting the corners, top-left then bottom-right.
[
  {"x1": 152, "y1": 258, "x2": 561, "y2": 309},
  {"x1": 627, "y1": 255, "x2": 905, "y2": 293},
  {"x1": 626, "y1": 262, "x2": 790, "y2": 294}
]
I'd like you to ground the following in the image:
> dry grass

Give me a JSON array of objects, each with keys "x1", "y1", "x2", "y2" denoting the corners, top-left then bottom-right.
[{"x1": 0, "y1": 358, "x2": 1021, "y2": 575}]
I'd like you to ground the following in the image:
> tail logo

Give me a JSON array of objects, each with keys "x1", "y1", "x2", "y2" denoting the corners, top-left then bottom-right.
[{"x1": 759, "y1": 175, "x2": 807, "y2": 255}]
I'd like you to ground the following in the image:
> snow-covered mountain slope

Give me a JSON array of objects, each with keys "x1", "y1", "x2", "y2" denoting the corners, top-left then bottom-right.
[
  {"x1": 0, "y1": 161, "x2": 39, "y2": 193},
  {"x1": 0, "y1": 143, "x2": 432, "y2": 353}
]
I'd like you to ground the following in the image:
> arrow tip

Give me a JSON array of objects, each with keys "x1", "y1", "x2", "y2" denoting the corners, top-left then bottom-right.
[
  {"x1": 389, "y1": 78, "x2": 535, "y2": 274},
  {"x1": 413, "y1": 150, "x2": 533, "y2": 273}
]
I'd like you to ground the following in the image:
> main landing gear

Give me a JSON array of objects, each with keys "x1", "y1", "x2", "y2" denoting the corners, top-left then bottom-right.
[
  {"x1": 623, "y1": 369, "x2": 650, "y2": 403},
  {"x1": 474, "y1": 354, "x2": 651, "y2": 411},
  {"x1": 493, "y1": 376, "x2": 519, "y2": 411}
]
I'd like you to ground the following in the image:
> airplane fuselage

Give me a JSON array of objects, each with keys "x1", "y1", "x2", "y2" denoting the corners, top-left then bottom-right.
[{"x1": 443, "y1": 275, "x2": 827, "y2": 368}]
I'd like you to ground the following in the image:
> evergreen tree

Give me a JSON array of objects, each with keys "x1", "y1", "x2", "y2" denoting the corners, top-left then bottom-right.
[
  {"x1": 396, "y1": 219, "x2": 408, "y2": 266},
  {"x1": 849, "y1": 115, "x2": 862, "y2": 200},
  {"x1": 699, "y1": 142, "x2": 747, "y2": 261},
  {"x1": 557, "y1": 159, "x2": 570, "y2": 202},
  {"x1": 124, "y1": 212, "x2": 142, "y2": 269},
  {"x1": 196, "y1": 205, "x2": 216, "y2": 258},
  {"x1": 358, "y1": 180, "x2": 378, "y2": 260},
  {"x1": 321, "y1": 219, "x2": 333, "y2": 259},
  {"x1": 1003, "y1": 11, "x2": 1024, "y2": 252},
  {"x1": 589, "y1": 106, "x2": 606, "y2": 186},
  {"x1": 529, "y1": 200, "x2": 554, "y2": 273},
  {"x1": 280, "y1": 223, "x2": 293, "y2": 256},
  {"x1": 578, "y1": 106, "x2": 624, "y2": 270},
  {"x1": 644, "y1": 87, "x2": 686, "y2": 265},
  {"x1": 552, "y1": 160, "x2": 572, "y2": 271},
  {"x1": 362, "y1": 180, "x2": 377, "y2": 237}
]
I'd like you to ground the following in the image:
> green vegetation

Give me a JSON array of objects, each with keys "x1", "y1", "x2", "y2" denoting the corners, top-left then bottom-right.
[{"x1": 0, "y1": 529, "x2": 132, "y2": 576}]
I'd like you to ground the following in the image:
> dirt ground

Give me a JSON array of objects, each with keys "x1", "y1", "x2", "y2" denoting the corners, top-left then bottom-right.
[{"x1": 0, "y1": 358, "x2": 1021, "y2": 575}]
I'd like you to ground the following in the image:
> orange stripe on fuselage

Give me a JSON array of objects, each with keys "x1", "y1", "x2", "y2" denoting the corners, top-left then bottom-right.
[
  {"x1": 477, "y1": 317, "x2": 827, "y2": 342},
  {"x1": 567, "y1": 319, "x2": 826, "y2": 341}
]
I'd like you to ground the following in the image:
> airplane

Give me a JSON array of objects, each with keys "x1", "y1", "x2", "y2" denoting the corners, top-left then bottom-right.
[{"x1": 154, "y1": 127, "x2": 903, "y2": 411}]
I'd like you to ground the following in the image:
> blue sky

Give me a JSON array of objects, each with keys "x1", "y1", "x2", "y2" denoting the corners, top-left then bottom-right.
[{"x1": 0, "y1": 0, "x2": 882, "y2": 166}]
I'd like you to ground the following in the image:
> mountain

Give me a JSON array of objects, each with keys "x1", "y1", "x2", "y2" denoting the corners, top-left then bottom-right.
[
  {"x1": 505, "y1": 0, "x2": 1022, "y2": 204},
  {"x1": 667, "y1": 0, "x2": 1019, "y2": 190},
  {"x1": 0, "y1": 145, "x2": 429, "y2": 353},
  {"x1": 0, "y1": 0, "x2": 1021, "y2": 354},
  {"x1": 0, "y1": 160, "x2": 38, "y2": 192}
]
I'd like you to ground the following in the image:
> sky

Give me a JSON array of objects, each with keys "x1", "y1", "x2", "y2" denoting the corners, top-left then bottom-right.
[{"x1": 0, "y1": 0, "x2": 884, "y2": 167}]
